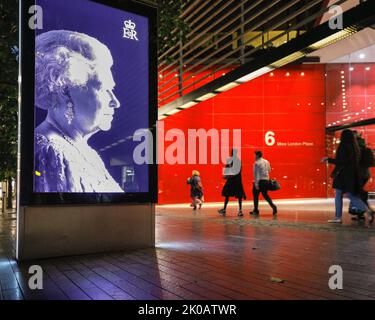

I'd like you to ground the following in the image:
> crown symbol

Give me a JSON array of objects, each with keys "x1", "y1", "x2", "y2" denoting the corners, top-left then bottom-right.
[{"x1": 124, "y1": 20, "x2": 136, "y2": 29}]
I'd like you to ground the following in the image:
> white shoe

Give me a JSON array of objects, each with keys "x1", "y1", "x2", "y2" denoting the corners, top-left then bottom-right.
[{"x1": 328, "y1": 218, "x2": 342, "y2": 224}]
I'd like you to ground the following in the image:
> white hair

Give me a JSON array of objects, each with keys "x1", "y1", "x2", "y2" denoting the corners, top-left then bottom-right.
[{"x1": 35, "y1": 30, "x2": 113, "y2": 110}]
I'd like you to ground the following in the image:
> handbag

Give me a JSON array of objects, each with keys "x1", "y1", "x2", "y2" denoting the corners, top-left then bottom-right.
[{"x1": 268, "y1": 179, "x2": 281, "y2": 191}]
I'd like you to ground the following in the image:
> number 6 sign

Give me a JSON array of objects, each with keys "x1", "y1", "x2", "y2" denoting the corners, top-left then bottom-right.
[{"x1": 265, "y1": 131, "x2": 276, "y2": 146}]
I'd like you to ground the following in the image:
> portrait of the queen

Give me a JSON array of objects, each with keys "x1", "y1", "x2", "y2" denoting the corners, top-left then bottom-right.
[{"x1": 34, "y1": 30, "x2": 124, "y2": 193}]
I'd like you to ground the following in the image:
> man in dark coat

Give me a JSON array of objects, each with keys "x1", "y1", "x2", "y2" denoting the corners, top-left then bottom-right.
[
  {"x1": 348, "y1": 132, "x2": 373, "y2": 220},
  {"x1": 323, "y1": 129, "x2": 373, "y2": 224}
]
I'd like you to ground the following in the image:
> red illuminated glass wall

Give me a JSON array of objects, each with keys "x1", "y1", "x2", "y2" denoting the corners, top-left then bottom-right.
[
  {"x1": 325, "y1": 63, "x2": 375, "y2": 196},
  {"x1": 326, "y1": 125, "x2": 375, "y2": 197},
  {"x1": 326, "y1": 63, "x2": 375, "y2": 127},
  {"x1": 158, "y1": 64, "x2": 327, "y2": 204}
]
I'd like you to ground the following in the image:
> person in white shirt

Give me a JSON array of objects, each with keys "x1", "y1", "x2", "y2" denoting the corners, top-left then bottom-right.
[{"x1": 250, "y1": 151, "x2": 277, "y2": 216}]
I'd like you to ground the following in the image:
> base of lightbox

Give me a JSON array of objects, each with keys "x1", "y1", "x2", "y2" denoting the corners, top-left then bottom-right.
[{"x1": 16, "y1": 203, "x2": 155, "y2": 261}]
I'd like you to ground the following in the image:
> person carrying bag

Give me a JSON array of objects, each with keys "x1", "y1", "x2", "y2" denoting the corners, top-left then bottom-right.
[
  {"x1": 250, "y1": 151, "x2": 278, "y2": 216},
  {"x1": 268, "y1": 179, "x2": 281, "y2": 192}
]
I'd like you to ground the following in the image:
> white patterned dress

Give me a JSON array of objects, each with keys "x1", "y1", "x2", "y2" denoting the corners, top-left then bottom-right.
[{"x1": 34, "y1": 130, "x2": 123, "y2": 193}]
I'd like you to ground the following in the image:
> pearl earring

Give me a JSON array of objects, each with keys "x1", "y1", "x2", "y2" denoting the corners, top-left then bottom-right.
[{"x1": 65, "y1": 101, "x2": 74, "y2": 125}]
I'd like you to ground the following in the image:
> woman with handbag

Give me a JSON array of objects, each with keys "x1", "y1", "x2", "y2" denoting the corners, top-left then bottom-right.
[
  {"x1": 218, "y1": 149, "x2": 246, "y2": 217},
  {"x1": 322, "y1": 129, "x2": 374, "y2": 224}
]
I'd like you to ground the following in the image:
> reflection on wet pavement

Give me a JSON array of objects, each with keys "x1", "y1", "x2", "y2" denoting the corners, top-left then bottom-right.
[{"x1": 0, "y1": 200, "x2": 374, "y2": 300}]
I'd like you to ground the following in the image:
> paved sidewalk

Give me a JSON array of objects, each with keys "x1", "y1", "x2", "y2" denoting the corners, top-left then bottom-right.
[{"x1": 0, "y1": 200, "x2": 374, "y2": 300}]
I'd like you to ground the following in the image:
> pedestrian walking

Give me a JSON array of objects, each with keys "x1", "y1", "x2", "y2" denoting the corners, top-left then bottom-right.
[
  {"x1": 218, "y1": 149, "x2": 246, "y2": 217},
  {"x1": 322, "y1": 129, "x2": 374, "y2": 224},
  {"x1": 348, "y1": 131, "x2": 374, "y2": 220},
  {"x1": 187, "y1": 170, "x2": 204, "y2": 210},
  {"x1": 250, "y1": 151, "x2": 277, "y2": 216}
]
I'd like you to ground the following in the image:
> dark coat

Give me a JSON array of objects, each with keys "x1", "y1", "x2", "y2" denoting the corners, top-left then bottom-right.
[
  {"x1": 221, "y1": 157, "x2": 246, "y2": 199},
  {"x1": 328, "y1": 144, "x2": 361, "y2": 195},
  {"x1": 221, "y1": 173, "x2": 246, "y2": 198}
]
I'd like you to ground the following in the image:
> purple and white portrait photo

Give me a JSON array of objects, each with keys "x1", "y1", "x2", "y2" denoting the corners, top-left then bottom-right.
[{"x1": 33, "y1": 0, "x2": 150, "y2": 193}]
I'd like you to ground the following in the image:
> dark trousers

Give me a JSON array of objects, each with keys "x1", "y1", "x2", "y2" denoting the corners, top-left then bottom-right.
[{"x1": 253, "y1": 180, "x2": 276, "y2": 211}]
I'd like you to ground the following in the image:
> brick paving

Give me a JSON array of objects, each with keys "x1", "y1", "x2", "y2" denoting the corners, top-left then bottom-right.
[{"x1": 0, "y1": 199, "x2": 374, "y2": 300}]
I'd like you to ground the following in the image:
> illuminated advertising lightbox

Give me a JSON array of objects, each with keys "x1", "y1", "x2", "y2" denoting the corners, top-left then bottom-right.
[{"x1": 19, "y1": 0, "x2": 157, "y2": 205}]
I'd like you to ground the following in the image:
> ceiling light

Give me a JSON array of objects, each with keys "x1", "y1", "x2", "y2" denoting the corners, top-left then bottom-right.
[
  {"x1": 309, "y1": 28, "x2": 357, "y2": 50},
  {"x1": 166, "y1": 109, "x2": 182, "y2": 116},
  {"x1": 270, "y1": 51, "x2": 305, "y2": 68},
  {"x1": 359, "y1": 53, "x2": 365, "y2": 59},
  {"x1": 195, "y1": 92, "x2": 217, "y2": 102},
  {"x1": 216, "y1": 82, "x2": 240, "y2": 92},
  {"x1": 179, "y1": 101, "x2": 198, "y2": 109},
  {"x1": 236, "y1": 67, "x2": 274, "y2": 83}
]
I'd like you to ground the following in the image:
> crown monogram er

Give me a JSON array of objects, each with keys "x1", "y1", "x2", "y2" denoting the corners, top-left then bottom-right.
[{"x1": 124, "y1": 20, "x2": 136, "y2": 29}]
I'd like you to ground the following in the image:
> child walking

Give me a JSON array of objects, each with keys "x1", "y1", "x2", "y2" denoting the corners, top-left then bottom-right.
[{"x1": 187, "y1": 170, "x2": 204, "y2": 210}]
